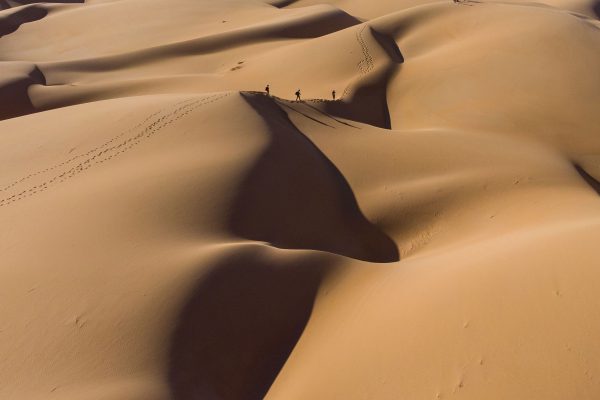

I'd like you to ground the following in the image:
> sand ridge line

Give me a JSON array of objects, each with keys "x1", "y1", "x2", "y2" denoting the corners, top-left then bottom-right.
[
  {"x1": 0, "y1": 93, "x2": 232, "y2": 208},
  {"x1": 0, "y1": 97, "x2": 197, "y2": 194}
]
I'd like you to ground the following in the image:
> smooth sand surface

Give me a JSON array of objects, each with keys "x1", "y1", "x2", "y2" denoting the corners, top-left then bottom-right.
[{"x1": 1, "y1": 0, "x2": 600, "y2": 399}]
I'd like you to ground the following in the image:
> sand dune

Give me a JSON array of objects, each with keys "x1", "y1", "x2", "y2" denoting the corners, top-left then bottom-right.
[{"x1": 1, "y1": 0, "x2": 600, "y2": 399}]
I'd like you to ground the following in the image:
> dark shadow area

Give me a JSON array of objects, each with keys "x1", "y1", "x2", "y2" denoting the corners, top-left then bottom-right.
[
  {"x1": 232, "y1": 92, "x2": 399, "y2": 263},
  {"x1": 371, "y1": 28, "x2": 404, "y2": 64},
  {"x1": 270, "y1": 0, "x2": 299, "y2": 8},
  {"x1": 574, "y1": 163, "x2": 600, "y2": 195},
  {"x1": 593, "y1": 0, "x2": 600, "y2": 19},
  {"x1": 0, "y1": 4, "x2": 47, "y2": 37},
  {"x1": 323, "y1": 27, "x2": 403, "y2": 129},
  {"x1": 168, "y1": 248, "x2": 332, "y2": 400},
  {"x1": 0, "y1": 65, "x2": 45, "y2": 121},
  {"x1": 327, "y1": 75, "x2": 394, "y2": 129},
  {"x1": 0, "y1": 0, "x2": 83, "y2": 10}
]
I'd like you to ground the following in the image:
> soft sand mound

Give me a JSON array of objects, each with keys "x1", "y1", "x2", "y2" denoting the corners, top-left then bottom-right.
[{"x1": 1, "y1": 0, "x2": 600, "y2": 399}]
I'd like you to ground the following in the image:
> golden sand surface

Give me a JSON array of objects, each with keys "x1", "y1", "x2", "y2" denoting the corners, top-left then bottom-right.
[{"x1": 1, "y1": 0, "x2": 600, "y2": 399}]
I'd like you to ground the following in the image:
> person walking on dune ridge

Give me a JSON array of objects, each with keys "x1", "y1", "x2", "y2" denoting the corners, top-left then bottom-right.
[
  {"x1": 265, "y1": 84, "x2": 270, "y2": 96},
  {"x1": 332, "y1": 89, "x2": 336, "y2": 100},
  {"x1": 295, "y1": 89, "x2": 301, "y2": 102}
]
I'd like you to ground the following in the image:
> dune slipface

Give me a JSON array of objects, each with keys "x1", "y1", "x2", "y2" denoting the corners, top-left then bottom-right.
[{"x1": 1, "y1": 0, "x2": 600, "y2": 399}]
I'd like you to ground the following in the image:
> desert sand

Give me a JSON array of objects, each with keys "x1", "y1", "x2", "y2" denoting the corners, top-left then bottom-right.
[{"x1": 1, "y1": 0, "x2": 600, "y2": 399}]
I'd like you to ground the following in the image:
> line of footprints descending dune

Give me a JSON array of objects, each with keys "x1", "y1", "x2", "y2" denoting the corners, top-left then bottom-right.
[
  {"x1": 342, "y1": 24, "x2": 375, "y2": 99},
  {"x1": 356, "y1": 25, "x2": 375, "y2": 75},
  {"x1": 0, "y1": 92, "x2": 232, "y2": 208}
]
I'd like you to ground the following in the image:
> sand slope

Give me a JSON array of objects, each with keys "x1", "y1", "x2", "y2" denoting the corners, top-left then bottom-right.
[{"x1": 1, "y1": 0, "x2": 600, "y2": 399}]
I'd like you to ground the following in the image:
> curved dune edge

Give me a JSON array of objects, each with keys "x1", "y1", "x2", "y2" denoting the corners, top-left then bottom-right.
[{"x1": 1, "y1": 0, "x2": 600, "y2": 399}]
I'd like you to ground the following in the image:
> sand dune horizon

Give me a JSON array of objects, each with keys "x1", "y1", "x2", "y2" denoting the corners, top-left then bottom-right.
[{"x1": 1, "y1": 0, "x2": 600, "y2": 399}]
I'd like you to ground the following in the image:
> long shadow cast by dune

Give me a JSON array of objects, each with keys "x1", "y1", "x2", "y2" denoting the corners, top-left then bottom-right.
[
  {"x1": 277, "y1": 101, "x2": 335, "y2": 128},
  {"x1": 0, "y1": 65, "x2": 45, "y2": 121},
  {"x1": 574, "y1": 163, "x2": 600, "y2": 195},
  {"x1": 301, "y1": 101, "x2": 361, "y2": 128},
  {"x1": 0, "y1": 5, "x2": 47, "y2": 38},
  {"x1": 168, "y1": 248, "x2": 333, "y2": 400},
  {"x1": 323, "y1": 27, "x2": 404, "y2": 129},
  {"x1": 232, "y1": 92, "x2": 398, "y2": 262}
]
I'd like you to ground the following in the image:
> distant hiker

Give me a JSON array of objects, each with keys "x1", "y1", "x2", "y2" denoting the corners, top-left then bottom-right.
[
  {"x1": 332, "y1": 90, "x2": 336, "y2": 100},
  {"x1": 265, "y1": 84, "x2": 270, "y2": 96},
  {"x1": 295, "y1": 89, "x2": 301, "y2": 101}
]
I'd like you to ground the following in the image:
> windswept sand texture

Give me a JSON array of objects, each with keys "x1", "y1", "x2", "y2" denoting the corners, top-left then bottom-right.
[{"x1": 1, "y1": 0, "x2": 600, "y2": 399}]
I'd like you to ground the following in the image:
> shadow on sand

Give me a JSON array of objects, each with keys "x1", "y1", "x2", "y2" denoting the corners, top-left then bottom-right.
[
  {"x1": 0, "y1": 65, "x2": 45, "y2": 121},
  {"x1": 270, "y1": 0, "x2": 299, "y2": 8},
  {"x1": 0, "y1": 0, "x2": 82, "y2": 10},
  {"x1": 574, "y1": 163, "x2": 600, "y2": 195},
  {"x1": 0, "y1": 4, "x2": 47, "y2": 38},
  {"x1": 323, "y1": 27, "x2": 404, "y2": 129},
  {"x1": 231, "y1": 92, "x2": 399, "y2": 263},
  {"x1": 168, "y1": 247, "x2": 334, "y2": 400},
  {"x1": 168, "y1": 92, "x2": 399, "y2": 399}
]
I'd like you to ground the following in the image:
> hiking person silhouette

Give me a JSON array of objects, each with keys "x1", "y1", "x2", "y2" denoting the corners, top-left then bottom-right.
[
  {"x1": 295, "y1": 89, "x2": 301, "y2": 101},
  {"x1": 332, "y1": 90, "x2": 336, "y2": 100},
  {"x1": 265, "y1": 84, "x2": 270, "y2": 96}
]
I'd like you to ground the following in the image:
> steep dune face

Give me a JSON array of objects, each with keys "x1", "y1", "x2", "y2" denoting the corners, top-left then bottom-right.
[
  {"x1": 232, "y1": 93, "x2": 398, "y2": 262},
  {"x1": 1, "y1": 0, "x2": 600, "y2": 399}
]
